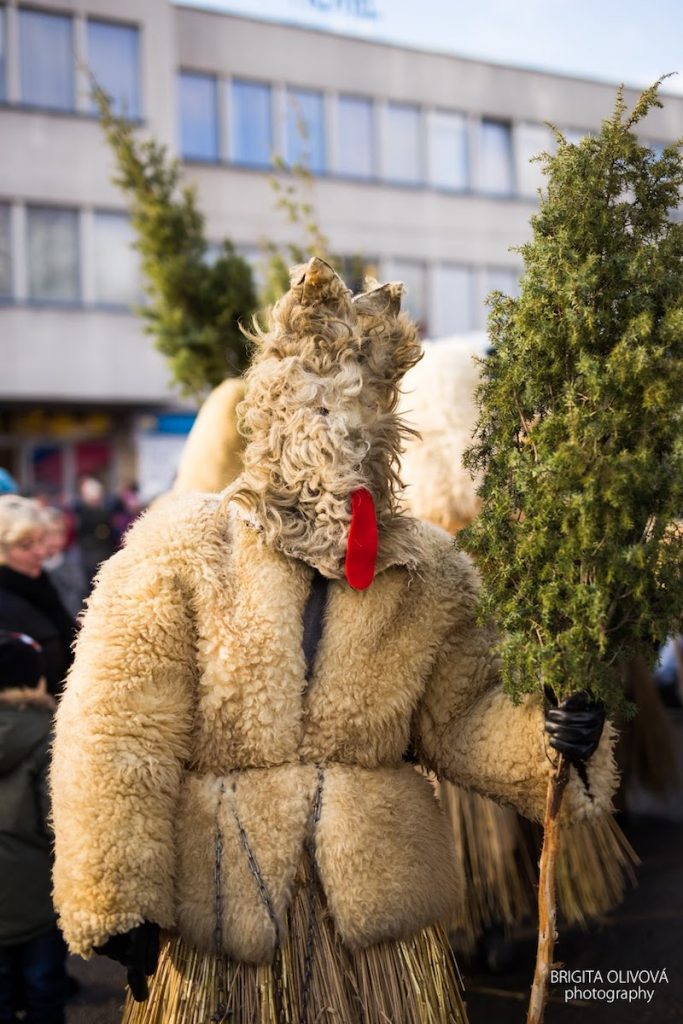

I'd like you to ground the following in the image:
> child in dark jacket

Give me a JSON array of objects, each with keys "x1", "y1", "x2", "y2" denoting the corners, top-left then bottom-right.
[{"x1": 0, "y1": 632, "x2": 67, "y2": 1024}]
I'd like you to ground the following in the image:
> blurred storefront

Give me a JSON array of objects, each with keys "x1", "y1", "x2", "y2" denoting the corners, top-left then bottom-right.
[
  {"x1": 0, "y1": 407, "x2": 136, "y2": 500},
  {"x1": 0, "y1": 407, "x2": 200, "y2": 503}
]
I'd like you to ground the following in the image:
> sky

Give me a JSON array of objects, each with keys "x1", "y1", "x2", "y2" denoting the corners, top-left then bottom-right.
[{"x1": 178, "y1": 0, "x2": 683, "y2": 97}]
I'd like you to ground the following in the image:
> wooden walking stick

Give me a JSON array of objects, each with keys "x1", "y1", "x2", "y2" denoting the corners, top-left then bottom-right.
[
  {"x1": 461, "y1": 80, "x2": 683, "y2": 1024},
  {"x1": 527, "y1": 756, "x2": 569, "y2": 1024}
]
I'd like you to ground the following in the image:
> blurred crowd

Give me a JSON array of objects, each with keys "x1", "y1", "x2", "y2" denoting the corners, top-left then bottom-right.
[
  {"x1": 0, "y1": 472, "x2": 143, "y2": 1024},
  {"x1": 0, "y1": 471, "x2": 143, "y2": 622}
]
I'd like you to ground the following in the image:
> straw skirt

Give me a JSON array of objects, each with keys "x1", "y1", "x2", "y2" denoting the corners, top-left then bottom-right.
[
  {"x1": 439, "y1": 780, "x2": 637, "y2": 951},
  {"x1": 121, "y1": 859, "x2": 468, "y2": 1024}
]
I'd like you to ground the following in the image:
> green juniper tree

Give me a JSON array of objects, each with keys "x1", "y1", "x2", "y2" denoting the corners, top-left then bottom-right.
[
  {"x1": 463, "y1": 82, "x2": 683, "y2": 710},
  {"x1": 460, "y1": 81, "x2": 683, "y2": 1023},
  {"x1": 95, "y1": 89, "x2": 258, "y2": 398}
]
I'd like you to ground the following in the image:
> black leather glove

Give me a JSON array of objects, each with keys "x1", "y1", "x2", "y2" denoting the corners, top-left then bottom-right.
[
  {"x1": 544, "y1": 690, "x2": 605, "y2": 763},
  {"x1": 95, "y1": 921, "x2": 160, "y2": 1002}
]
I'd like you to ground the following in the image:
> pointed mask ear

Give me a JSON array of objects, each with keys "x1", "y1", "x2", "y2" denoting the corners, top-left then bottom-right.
[
  {"x1": 353, "y1": 282, "x2": 404, "y2": 318},
  {"x1": 352, "y1": 279, "x2": 422, "y2": 385},
  {"x1": 290, "y1": 257, "x2": 348, "y2": 308}
]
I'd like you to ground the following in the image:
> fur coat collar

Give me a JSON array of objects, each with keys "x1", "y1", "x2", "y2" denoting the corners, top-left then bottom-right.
[{"x1": 230, "y1": 501, "x2": 422, "y2": 577}]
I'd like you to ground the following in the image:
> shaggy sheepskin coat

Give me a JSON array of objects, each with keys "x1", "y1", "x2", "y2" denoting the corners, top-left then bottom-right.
[{"x1": 51, "y1": 491, "x2": 617, "y2": 964}]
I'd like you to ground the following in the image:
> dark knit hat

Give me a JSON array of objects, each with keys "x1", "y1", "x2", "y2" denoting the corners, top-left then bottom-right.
[{"x1": 0, "y1": 632, "x2": 45, "y2": 690}]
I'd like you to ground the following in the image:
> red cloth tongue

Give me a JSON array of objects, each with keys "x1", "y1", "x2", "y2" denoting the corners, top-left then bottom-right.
[{"x1": 345, "y1": 488, "x2": 378, "y2": 590}]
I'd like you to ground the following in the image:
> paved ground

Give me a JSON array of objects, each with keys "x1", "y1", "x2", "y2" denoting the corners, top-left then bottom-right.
[
  {"x1": 462, "y1": 814, "x2": 683, "y2": 1024},
  {"x1": 64, "y1": 713, "x2": 683, "y2": 1024},
  {"x1": 65, "y1": 956, "x2": 125, "y2": 1024}
]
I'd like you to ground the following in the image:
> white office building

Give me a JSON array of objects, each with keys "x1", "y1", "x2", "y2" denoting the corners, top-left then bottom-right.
[{"x1": 1, "y1": 0, "x2": 681, "y2": 497}]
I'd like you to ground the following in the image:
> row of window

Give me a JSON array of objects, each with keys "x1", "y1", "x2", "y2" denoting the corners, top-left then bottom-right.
[
  {"x1": 0, "y1": 5, "x2": 139, "y2": 116},
  {"x1": 0, "y1": 6, "x2": 564, "y2": 199},
  {"x1": 0, "y1": 202, "x2": 519, "y2": 335},
  {"x1": 2, "y1": 6, "x2": 674, "y2": 201},
  {"x1": 179, "y1": 71, "x2": 553, "y2": 198},
  {"x1": 0, "y1": 204, "x2": 141, "y2": 306}
]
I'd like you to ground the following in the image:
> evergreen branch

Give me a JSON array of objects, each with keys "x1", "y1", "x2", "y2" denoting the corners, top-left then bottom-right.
[
  {"x1": 93, "y1": 86, "x2": 258, "y2": 397},
  {"x1": 461, "y1": 81, "x2": 683, "y2": 717}
]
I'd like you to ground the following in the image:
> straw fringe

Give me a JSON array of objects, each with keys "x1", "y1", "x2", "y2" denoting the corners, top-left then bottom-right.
[
  {"x1": 439, "y1": 783, "x2": 638, "y2": 950},
  {"x1": 121, "y1": 862, "x2": 468, "y2": 1024},
  {"x1": 438, "y1": 783, "x2": 535, "y2": 952},
  {"x1": 557, "y1": 814, "x2": 639, "y2": 926}
]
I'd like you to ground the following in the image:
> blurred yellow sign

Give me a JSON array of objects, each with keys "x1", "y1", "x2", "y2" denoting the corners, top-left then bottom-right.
[{"x1": 11, "y1": 411, "x2": 113, "y2": 438}]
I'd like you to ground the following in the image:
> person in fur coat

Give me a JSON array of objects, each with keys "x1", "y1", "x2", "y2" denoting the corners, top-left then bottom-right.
[{"x1": 51, "y1": 259, "x2": 616, "y2": 1024}]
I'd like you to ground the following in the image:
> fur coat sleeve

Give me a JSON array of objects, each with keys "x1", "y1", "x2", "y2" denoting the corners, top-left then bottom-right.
[
  {"x1": 413, "y1": 552, "x2": 618, "y2": 824},
  {"x1": 50, "y1": 500, "x2": 197, "y2": 956}
]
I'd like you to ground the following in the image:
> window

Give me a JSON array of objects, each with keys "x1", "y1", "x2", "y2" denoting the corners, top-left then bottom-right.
[
  {"x1": 478, "y1": 119, "x2": 514, "y2": 195},
  {"x1": 19, "y1": 9, "x2": 74, "y2": 110},
  {"x1": 0, "y1": 203, "x2": 11, "y2": 298},
  {"x1": 431, "y1": 265, "x2": 474, "y2": 336},
  {"x1": 286, "y1": 88, "x2": 325, "y2": 173},
  {"x1": 428, "y1": 111, "x2": 468, "y2": 191},
  {"x1": 477, "y1": 266, "x2": 519, "y2": 327},
  {"x1": 237, "y1": 245, "x2": 267, "y2": 298},
  {"x1": 383, "y1": 258, "x2": 427, "y2": 329},
  {"x1": 230, "y1": 80, "x2": 272, "y2": 167},
  {"x1": 203, "y1": 242, "x2": 223, "y2": 267},
  {"x1": 384, "y1": 104, "x2": 421, "y2": 185},
  {"x1": 338, "y1": 254, "x2": 379, "y2": 294},
  {"x1": 26, "y1": 206, "x2": 79, "y2": 302},
  {"x1": 0, "y1": 203, "x2": 10, "y2": 297},
  {"x1": 515, "y1": 123, "x2": 553, "y2": 198},
  {"x1": 483, "y1": 266, "x2": 519, "y2": 297},
  {"x1": 563, "y1": 128, "x2": 589, "y2": 145},
  {"x1": 0, "y1": 5, "x2": 6, "y2": 102},
  {"x1": 31, "y1": 445, "x2": 64, "y2": 497},
  {"x1": 179, "y1": 72, "x2": 219, "y2": 161},
  {"x1": 93, "y1": 212, "x2": 141, "y2": 306},
  {"x1": 87, "y1": 20, "x2": 140, "y2": 119},
  {"x1": 337, "y1": 95, "x2": 374, "y2": 178}
]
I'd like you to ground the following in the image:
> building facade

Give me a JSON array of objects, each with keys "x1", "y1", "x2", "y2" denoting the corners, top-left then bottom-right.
[{"x1": 1, "y1": 0, "x2": 681, "y2": 498}]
